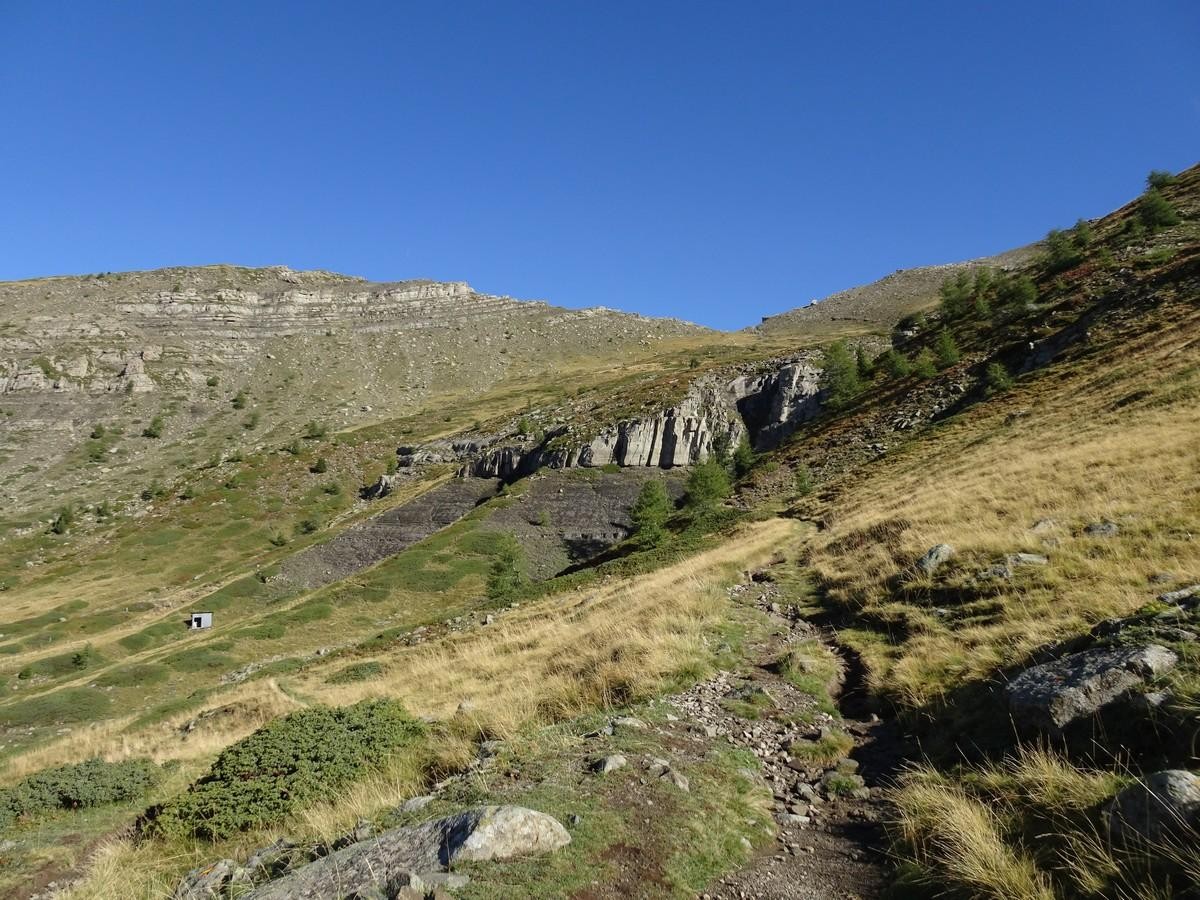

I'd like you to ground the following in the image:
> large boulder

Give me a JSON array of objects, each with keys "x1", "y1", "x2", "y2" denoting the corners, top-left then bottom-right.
[
  {"x1": 1005, "y1": 644, "x2": 1178, "y2": 733},
  {"x1": 1107, "y1": 770, "x2": 1200, "y2": 844},
  {"x1": 245, "y1": 806, "x2": 569, "y2": 899}
]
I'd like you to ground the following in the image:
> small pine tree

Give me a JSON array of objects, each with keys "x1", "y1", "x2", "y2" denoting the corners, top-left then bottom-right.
[
  {"x1": 231, "y1": 390, "x2": 248, "y2": 410},
  {"x1": 90, "y1": 423, "x2": 106, "y2": 440},
  {"x1": 1044, "y1": 228, "x2": 1082, "y2": 273},
  {"x1": 912, "y1": 349, "x2": 938, "y2": 379},
  {"x1": 142, "y1": 416, "x2": 164, "y2": 438},
  {"x1": 984, "y1": 362, "x2": 1014, "y2": 395},
  {"x1": 793, "y1": 464, "x2": 813, "y2": 497},
  {"x1": 821, "y1": 341, "x2": 861, "y2": 410},
  {"x1": 1072, "y1": 218, "x2": 1093, "y2": 248},
  {"x1": 938, "y1": 272, "x2": 973, "y2": 319},
  {"x1": 732, "y1": 435, "x2": 755, "y2": 477},
  {"x1": 855, "y1": 345, "x2": 873, "y2": 379},
  {"x1": 630, "y1": 480, "x2": 671, "y2": 544},
  {"x1": 487, "y1": 538, "x2": 526, "y2": 600},
  {"x1": 1139, "y1": 189, "x2": 1180, "y2": 231},
  {"x1": 685, "y1": 460, "x2": 731, "y2": 508},
  {"x1": 1146, "y1": 170, "x2": 1177, "y2": 190},
  {"x1": 710, "y1": 431, "x2": 732, "y2": 468},
  {"x1": 933, "y1": 330, "x2": 960, "y2": 369},
  {"x1": 311, "y1": 457, "x2": 328, "y2": 474},
  {"x1": 303, "y1": 420, "x2": 327, "y2": 440},
  {"x1": 995, "y1": 274, "x2": 1037, "y2": 314},
  {"x1": 880, "y1": 349, "x2": 912, "y2": 379}
]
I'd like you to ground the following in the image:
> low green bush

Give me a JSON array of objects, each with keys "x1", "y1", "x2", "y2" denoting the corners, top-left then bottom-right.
[
  {"x1": 0, "y1": 758, "x2": 160, "y2": 828},
  {"x1": 150, "y1": 699, "x2": 422, "y2": 840},
  {"x1": 326, "y1": 660, "x2": 384, "y2": 684}
]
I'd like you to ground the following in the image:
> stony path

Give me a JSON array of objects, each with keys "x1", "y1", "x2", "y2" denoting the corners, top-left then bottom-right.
[{"x1": 668, "y1": 578, "x2": 899, "y2": 899}]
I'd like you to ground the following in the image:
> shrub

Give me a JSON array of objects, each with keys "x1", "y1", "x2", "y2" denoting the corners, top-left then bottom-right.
[
  {"x1": 327, "y1": 661, "x2": 384, "y2": 685},
  {"x1": 303, "y1": 420, "x2": 327, "y2": 440},
  {"x1": 311, "y1": 457, "x2": 328, "y2": 474},
  {"x1": 150, "y1": 700, "x2": 422, "y2": 840},
  {"x1": 912, "y1": 349, "x2": 938, "y2": 379},
  {"x1": 1146, "y1": 169, "x2": 1177, "y2": 190},
  {"x1": 688, "y1": 356, "x2": 700, "y2": 369},
  {"x1": 243, "y1": 412, "x2": 260, "y2": 430},
  {"x1": 268, "y1": 531, "x2": 288, "y2": 547},
  {"x1": 231, "y1": 390, "x2": 248, "y2": 409},
  {"x1": 630, "y1": 480, "x2": 671, "y2": 544},
  {"x1": 90, "y1": 423, "x2": 106, "y2": 440},
  {"x1": 1072, "y1": 218, "x2": 1093, "y2": 248},
  {"x1": 601, "y1": 462, "x2": 621, "y2": 474},
  {"x1": 284, "y1": 440, "x2": 302, "y2": 456},
  {"x1": 984, "y1": 362, "x2": 1014, "y2": 395},
  {"x1": 296, "y1": 518, "x2": 319, "y2": 535},
  {"x1": 0, "y1": 758, "x2": 160, "y2": 828},
  {"x1": 1139, "y1": 188, "x2": 1180, "y2": 231},
  {"x1": 206, "y1": 375, "x2": 219, "y2": 387},
  {"x1": 323, "y1": 481, "x2": 341, "y2": 496},
  {"x1": 86, "y1": 441, "x2": 105, "y2": 462},
  {"x1": 685, "y1": 460, "x2": 731, "y2": 508},
  {"x1": 820, "y1": 340, "x2": 861, "y2": 410},
  {"x1": 933, "y1": 330, "x2": 960, "y2": 369},
  {"x1": 487, "y1": 536, "x2": 527, "y2": 601},
  {"x1": 141, "y1": 416, "x2": 164, "y2": 439}
]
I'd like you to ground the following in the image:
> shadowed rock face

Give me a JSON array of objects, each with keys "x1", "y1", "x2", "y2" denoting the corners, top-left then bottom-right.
[
  {"x1": 1005, "y1": 644, "x2": 1178, "y2": 733},
  {"x1": 1107, "y1": 770, "x2": 1200, "y2": 845}
]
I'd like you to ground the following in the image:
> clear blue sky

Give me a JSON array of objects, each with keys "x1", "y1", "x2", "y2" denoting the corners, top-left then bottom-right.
[{"x1": 1, "y1": 2, "x2": 1197, "y2": 329}]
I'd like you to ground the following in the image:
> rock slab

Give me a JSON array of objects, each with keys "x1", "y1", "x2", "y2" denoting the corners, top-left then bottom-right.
[
  {"x1": 244, "y1": 806, "x2": 569, "y2": 899},
  {"x1": 1006, "y1": 644, "x2": 1178, "y2": 732}
]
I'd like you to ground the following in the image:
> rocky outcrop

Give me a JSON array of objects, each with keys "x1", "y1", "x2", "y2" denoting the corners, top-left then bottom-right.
[
  {"x1": 242, "y1": 806, "x2": 569, "y2": 900},
  {"x1": 728, "y1": 356, "x2": 824, "y2": 449},
  {"x1": 461, "y1": 380, "x2": 745, "y2": 479},
  {"x1": 1005, "y1": 644, "x2": 1178, "y2": 733}
]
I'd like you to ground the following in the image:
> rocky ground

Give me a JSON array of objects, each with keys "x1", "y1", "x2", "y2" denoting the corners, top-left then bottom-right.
[{"x1": 684, "y1": 580, "x2": 897, "y2": 900}]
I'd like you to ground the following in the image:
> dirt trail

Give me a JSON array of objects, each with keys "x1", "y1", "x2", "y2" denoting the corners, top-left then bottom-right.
[{"x1": 673, "y1": 576, "x2": 903, "y2": 899}]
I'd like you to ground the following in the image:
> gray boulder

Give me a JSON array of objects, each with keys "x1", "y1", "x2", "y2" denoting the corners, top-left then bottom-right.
[
  {"x1": 916, "y1": 544, "x2": 953, "y2": 575},
  {"x1": 1006, "y1": 644, "x2": 1178, "y2": 732},
  {"x1": 1108, "y1": 770, "x2": 1200, "y2": 844},
  {"x1": 173, "y1": 859, "x2": 238, "y2": 899},
  {"x1": 245, "y1": 806, "x2": 569, "y2": 899},
  {"x1": 590, "y1": 754, "x2": 627, "y2": 774},
  {"x1": 1160, "y1": 584, "x2": 1200, "y2": 605}
]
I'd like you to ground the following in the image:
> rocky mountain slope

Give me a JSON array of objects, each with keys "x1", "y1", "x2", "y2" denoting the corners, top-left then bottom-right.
[{"x1": 0, "y1": 163, "x2": 1195, "y2": 900}]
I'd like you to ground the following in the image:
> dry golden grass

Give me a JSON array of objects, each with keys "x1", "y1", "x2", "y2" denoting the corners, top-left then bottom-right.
[
  {"x1": 307, "y1": 517, "x2": 798, "y2": 732},
  {"x1": 895, "y1": 747, "x2": 1200, "y2": 899},
  {"x1": 808, "y1": 305, "x2": 1200, "y2": 708},
  {"x1": 895, "y1": 776, "x2": 1055, "y2": 899}
]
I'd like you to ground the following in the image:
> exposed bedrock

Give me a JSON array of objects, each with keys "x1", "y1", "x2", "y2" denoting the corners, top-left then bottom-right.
[{"x1": 456, "y1": 354, "x2": 829, "y2": 480}]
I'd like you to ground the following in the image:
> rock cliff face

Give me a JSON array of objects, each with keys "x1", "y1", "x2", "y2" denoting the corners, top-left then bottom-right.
[
  {"x1": 454, "y1": 356, "x2": 834, "y2": 481},
  {"x1": 727, "y1": 355, "x2": 824, "y2": 450},
  {"x1": 461, "y1": 379, "x2": 747, "y2": 479}
]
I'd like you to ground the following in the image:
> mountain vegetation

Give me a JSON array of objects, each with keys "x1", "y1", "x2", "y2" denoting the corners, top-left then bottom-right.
[{"x1": 0, "y1": 164, "x2": 1195, "y2": 899}]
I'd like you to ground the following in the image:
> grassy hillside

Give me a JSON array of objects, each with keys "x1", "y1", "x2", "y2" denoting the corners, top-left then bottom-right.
[{"x1": 0, "y1": 163, "x2": 1195, "y2": 899}]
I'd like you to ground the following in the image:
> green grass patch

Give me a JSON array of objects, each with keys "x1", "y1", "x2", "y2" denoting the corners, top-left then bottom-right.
[{"x1": 326, "y1": 660, "x2": 384, "y2": 684}]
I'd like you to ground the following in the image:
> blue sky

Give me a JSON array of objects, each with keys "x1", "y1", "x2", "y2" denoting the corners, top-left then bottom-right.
[{"x1": 1, "y1": 2, "x2": 1197, "y2": 329}]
